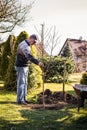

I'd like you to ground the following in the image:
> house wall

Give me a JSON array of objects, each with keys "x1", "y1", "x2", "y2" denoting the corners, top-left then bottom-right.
[{"x1": 60, "y1": 39, "x2": 87, "y2": 72}]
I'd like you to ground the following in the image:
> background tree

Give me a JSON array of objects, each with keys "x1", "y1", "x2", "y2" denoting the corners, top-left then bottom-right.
[
  {"x1": 61, "y1": 43, "x2": 72, "y2": 58},
  {"x1": 0, "y1": 0, "x2": 33, "y2": 41},
  {"x1": 35, "y1": 25, "x2": 61, "y2": 56},
  {"x1": 0, "y1": 42, "x2": 5, "y2": 79},
  {"x1": 0, "y1": 35, "x2": 16, "y2": 79}
]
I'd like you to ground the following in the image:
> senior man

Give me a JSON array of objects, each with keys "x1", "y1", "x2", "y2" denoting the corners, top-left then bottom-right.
[{"x1": 15, "y1": 34, "x2": 44, "y2": 105}]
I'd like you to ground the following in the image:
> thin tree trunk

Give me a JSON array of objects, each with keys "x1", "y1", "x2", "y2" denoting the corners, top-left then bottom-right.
[
  {"x1": 63, "y1": 61, "x2": 66, "y2": 100},
  {"x1": 41, "y1": 23, "x2": 45, "y2": 108}
]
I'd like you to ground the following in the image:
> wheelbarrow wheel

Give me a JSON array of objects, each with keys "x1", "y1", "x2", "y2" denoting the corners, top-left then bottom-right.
[{"x1": 78, "y1": 97, "x2": 84, "y2": 112}]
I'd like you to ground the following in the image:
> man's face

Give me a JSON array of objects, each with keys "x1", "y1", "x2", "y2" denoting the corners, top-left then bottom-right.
[{"x1": 29, "y1": 38, "x2": 36, "y2": 45}]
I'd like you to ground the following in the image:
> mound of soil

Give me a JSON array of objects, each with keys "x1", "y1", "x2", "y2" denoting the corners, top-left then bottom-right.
[{"x1": 37, "y1": 89, "x2": 78, "y2": 105}]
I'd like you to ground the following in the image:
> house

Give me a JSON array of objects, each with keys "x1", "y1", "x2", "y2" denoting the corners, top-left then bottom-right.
[{"x1": 59, "y1": 38, "x2": 87, "y2": 72}]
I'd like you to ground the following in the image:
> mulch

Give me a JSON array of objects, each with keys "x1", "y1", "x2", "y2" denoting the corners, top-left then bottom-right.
[{"x1": 22, "y1": 102, "x2": 67, "y2": 110}]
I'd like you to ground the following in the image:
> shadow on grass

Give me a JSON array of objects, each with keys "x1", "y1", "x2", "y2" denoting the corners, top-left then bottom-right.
[
  {"x1": 0, "y1": 101, "x2": 16, "y2": 105},
  {"x1": 67, "y1": 115, "x2": 87, "y2": 130},
  {"x1": 0, "y1": 106, "x2": 87, "y2": 130},
  {"x1": 0, "y1": 117, "x2": 16, "y2": 130}
]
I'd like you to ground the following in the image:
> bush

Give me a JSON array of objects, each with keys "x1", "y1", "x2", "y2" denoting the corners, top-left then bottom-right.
[
  {"x1": 28, "y1": 45, "x2": 42, "y2": 89},
  {"x1": 80, "y1": 72, "x2": 87, "y2": 85},
  {"x1": 4, "y1": 54, "x2": 17, "y2": 90},
  {"x1": 43, "y1": 56, "x2": 74, "y2": 83},
  {"x1": 28, "y1": 64, "x2": 42, "y2": 89},
  {"x1": 0, "y1": 36, "x2": 12, "y2": 79}
]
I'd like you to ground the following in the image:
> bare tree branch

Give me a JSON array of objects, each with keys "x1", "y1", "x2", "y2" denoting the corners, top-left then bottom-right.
[{"x1": 0, "y1": 0, "x2": 34, "y2": 33}]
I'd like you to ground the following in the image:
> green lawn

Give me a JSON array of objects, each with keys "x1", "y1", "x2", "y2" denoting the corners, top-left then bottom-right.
[{"x1": 0, "y1": 73, "x2": 87, "y2": 130}]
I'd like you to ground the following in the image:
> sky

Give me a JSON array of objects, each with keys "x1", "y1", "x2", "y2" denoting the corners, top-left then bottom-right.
[{"x1": 6, "y1": 0, "x2": 87, "y2": 54}]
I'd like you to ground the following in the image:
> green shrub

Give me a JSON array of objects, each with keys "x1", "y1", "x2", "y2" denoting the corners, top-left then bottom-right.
[
  {"x1": 43, "y1": 56, "x2": 74, "y2": 83},
  {"x1": 28, "y1": 45, "x2": 42, "y2": 89},
  {"x1": 80, "y1": 72, "x2": 87, "y2": 85},
  {"x1": 4, "y1": 54, "x2": 17, "y2": 91},
  {"x1": 0, "y1": 36, "x2": 12, "y2": 79},
  {"x1": 28, "y1": 64, "x2": 42, "y2": 89}
]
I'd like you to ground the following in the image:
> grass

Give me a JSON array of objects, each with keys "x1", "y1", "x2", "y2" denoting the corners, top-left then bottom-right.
[
  {"x1": 68, "y1": 73, "x2": 82, "y2": 83},
  {"x1": 0, "y1": 73, "x2": 87, "y2": 130}
]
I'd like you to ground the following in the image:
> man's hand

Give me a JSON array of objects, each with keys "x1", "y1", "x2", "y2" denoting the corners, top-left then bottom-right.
[{"x1": 38, "y1": 62, "x2": 44, "y2": 70}]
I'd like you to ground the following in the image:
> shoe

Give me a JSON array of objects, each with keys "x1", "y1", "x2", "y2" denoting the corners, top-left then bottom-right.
[
  {"x1": 18, "y1": 101, "x2": 28, "y2": 105},
  {"x1": 25, "y1": 100, "x2": 31, "y2": 104}
]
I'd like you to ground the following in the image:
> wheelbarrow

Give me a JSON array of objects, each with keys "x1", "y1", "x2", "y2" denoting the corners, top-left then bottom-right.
[{"x1": 72, "y1": 84, "x2": 87, "y2": 112}]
